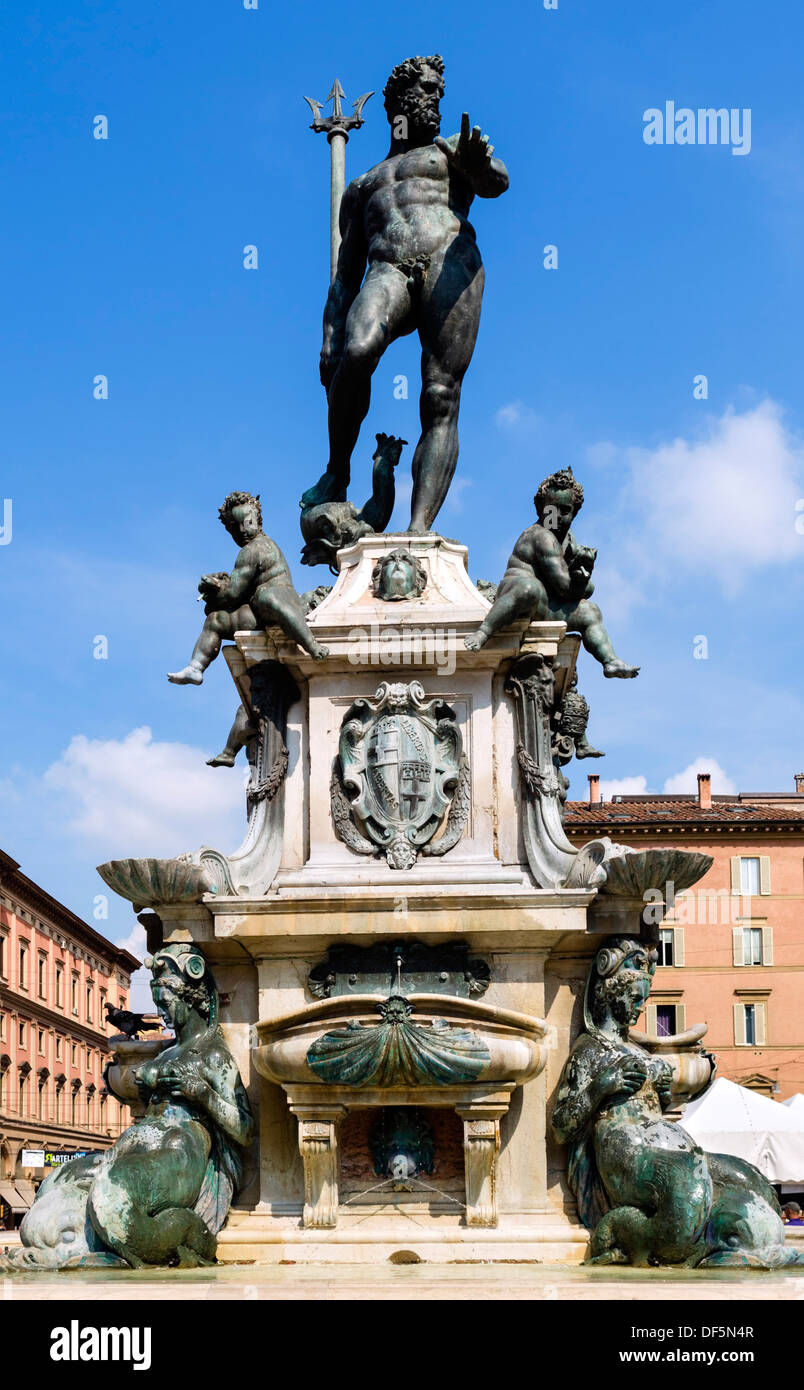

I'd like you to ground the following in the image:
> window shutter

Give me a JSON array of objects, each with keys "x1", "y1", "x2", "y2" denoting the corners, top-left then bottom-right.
[
  {"x1": 755, "y1": 1003, "x2": 767, "y2": 1046},
  {"x1": 762, "y1": 927, "x2": 773, "y2": 966},
  {"x1": 759, "y1": 857, "x2": 771, "y2": 896},
  {"x1": 734, "y1": 1003, "x2": 746, "y2": 1045},
  {"x1": 675, "y1": 1003, "x2": 686, "y2": 1033},
  {"x1": 644, "y1": 1003, "x2": 658, "y2": 1035},
  {"x1": 732, "y1": 927, "x2": 745, "y2": 966},
  {"x1": 730, "y1": 857, "x2": 741, "y2": 895},
  {"x1": 673, "y1": 928, "x2": 685, "y2": 967}
]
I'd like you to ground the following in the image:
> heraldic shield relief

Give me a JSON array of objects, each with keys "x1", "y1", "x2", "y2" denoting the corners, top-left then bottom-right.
[{"x1": 332, "y1": 681, "x2": 470, "y2": 870}]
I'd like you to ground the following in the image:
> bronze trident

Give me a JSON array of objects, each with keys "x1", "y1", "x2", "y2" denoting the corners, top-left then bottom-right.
[{"x1": 304, "y1": 79, "x2": 373, "y2": 283}]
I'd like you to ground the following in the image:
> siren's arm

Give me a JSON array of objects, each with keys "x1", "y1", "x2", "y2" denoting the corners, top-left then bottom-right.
[{"x1": 171, "y1": 1052, "x2": 253, "y2": 1147}]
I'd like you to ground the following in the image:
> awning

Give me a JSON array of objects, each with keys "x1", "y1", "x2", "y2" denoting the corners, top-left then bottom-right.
[{"x1": 0, "y1": 1180, "x2": 29, "y2": 1214}]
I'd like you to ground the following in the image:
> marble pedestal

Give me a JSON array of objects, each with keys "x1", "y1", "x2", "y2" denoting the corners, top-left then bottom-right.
[{"x1": 158, "y1": 533, "x2": 610, "y2": 1264}]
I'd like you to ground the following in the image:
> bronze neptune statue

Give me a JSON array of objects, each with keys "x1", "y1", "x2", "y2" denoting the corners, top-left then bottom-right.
[
  {"x1": 300, "y1": 54, "x2": 509, "y2": 534},
  {"x1": 552, "y1": 937, "x2": 802, "y2": 1267},
  {"x1": 2, "y1": 943, "x2": 253, "y2": 1268}
]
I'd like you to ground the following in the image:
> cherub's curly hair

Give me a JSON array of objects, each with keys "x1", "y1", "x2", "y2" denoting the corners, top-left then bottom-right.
[
  {"x1": 534, "y1": 467, "x2": 584, "y2": 517},
  {"x1": 219, "y1": 491, "x2": 262, "y2": 531},
  {"x1": 383, "y1": 55, "x2": 445, "y2": 118}
]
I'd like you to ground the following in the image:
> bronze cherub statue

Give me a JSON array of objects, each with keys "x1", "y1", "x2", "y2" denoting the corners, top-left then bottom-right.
[
  {"x1": 465, "y1": 467, "x2": 638, "y2": 678},
  {"x1": 168, "y1": 491, "x2": 328, "y2": 685}
]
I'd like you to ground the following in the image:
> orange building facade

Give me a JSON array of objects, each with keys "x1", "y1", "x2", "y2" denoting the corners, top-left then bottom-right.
[
  {"x1": 0, "y1": 848, "x2": 140, "y2": 1222},
  {"x1": 565, "y1": 773, "x2": 804, "y2": 1100}
]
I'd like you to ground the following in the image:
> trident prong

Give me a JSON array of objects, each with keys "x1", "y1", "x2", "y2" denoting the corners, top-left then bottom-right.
[
  {"x1": 305, "y1": 77, "x2": 373, "y2": 135},
  {"x1": 305, "y1": 77, "x2": 374, "y2": 282}
]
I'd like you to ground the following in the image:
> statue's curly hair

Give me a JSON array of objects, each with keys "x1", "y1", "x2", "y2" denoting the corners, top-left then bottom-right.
[
  {"x1": 383, "y1": 54, "x2": 444, "y2": 118},
  {"x1": 534, "y1": 466, "x2": 584, "y2": 517},
  {"x1": 219, "y1": 491, "x2": 262, "y2": 531}
]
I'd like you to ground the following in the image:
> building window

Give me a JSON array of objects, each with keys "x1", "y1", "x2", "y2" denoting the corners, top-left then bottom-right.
[
  {"x1": 733, "y1": 926, "x2": 773, "y2": 966},
  {"x1": 0, "y1": 1012, "x2": 4, "y2": 1041},
  {"x1": 38, "y1": 1027, "x2": 45, "y2": 1054},
  {"x1": 71, "y1": 974, "x2": 79, "y2": 1016},
  {"x1": 18, "y1": 1020, "x2": 26, "y2": 1048},
  {"x1": 19, "y1": 1072, "x2": 27, "y2": 1114},
  {"x1": 55, "y1": 1035, "x2": 62, "y2": 1060},
  {"x1": 0, "y1": 933, "x2": 6, "y2": 978},
  {"x1": 37, "y1": 953, "x2": 47, "y2": 998},
  {"x1": 744, "y1": 927, "x2": 762, "y2": 966},
  {"x1": 55, "y1": 963, "x2": 64, "y2": 1008},
  {"x1": 86, "y1": 983, "x2": 93, "y2": 1023},
  {"x1": 37, "y1": 1080, "x2": 45, "y2": 1119},
  {"x1": 656, "y1": 1005, "x2": 677, "y2": 1037},
  {"x1": 732, "y1": 856, "x2": 771, "y2": 897},
  {"x1": 71, "y1": 1088, "x2": 78, "y2": 1126},
  {"x1": 18, "y1": 943, "x2": 28, "y2": 990},
  {"x1": 71, "y1": 1043, "x2": 77, "y2": 1066},
  {"x1": 734, "y1": 1000, "x2": 768, "y2": 1046},
  {"x1": 657, "y1": 928, "x2": 685, "y2": 967}
]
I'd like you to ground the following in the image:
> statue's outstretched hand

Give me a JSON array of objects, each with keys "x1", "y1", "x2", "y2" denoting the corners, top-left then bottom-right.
[
  {"x1": 435, "y1": 112, "x2": 494, "y2": 185},
  {"x1": 373, "y1": 432, "x2": 407, "y2": 468}
]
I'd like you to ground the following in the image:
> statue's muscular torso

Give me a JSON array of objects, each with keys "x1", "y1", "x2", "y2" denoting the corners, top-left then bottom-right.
[{"x1": 354, "y1": 139, "x2": 478, "y2": 267}]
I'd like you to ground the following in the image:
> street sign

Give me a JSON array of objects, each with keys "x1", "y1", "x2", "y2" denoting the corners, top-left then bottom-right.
[{"x1": 21, "y1": 1148, "x2": 45, "y2": 1167}]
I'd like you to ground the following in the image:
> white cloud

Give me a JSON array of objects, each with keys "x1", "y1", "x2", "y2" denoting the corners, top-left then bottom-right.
[
  {"x1": 599, "y1": 775, "x2": 648, "y2": 799},
  {"x1": 663, "y1": 757, "x2": 736, "y2": 795},
  {"x1": 494, "y1": 400, "x2": 544, "y2": 434},
  {"x1": 596, "y1": 401, "x2": 804, "y2": 595},
  {"x1": 44, "y1": 726, "x2": 245, "y2": 859}
]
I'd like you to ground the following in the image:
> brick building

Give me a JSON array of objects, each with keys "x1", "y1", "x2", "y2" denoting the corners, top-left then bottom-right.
[
  {"x1": 565, "y1": 773, "x2": 804, "y2": 1100},
  {"x1": 0, "y1": 848, "x2": 140, "y2": 1223}
]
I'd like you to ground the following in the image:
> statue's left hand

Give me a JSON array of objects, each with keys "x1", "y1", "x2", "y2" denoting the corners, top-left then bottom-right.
[
  {"x1": 160, "y1": 1062, "x2": 207, "y2": 1103},
  {"x1": 435, "y1": 112, "x2": 495, "y2": 185}
]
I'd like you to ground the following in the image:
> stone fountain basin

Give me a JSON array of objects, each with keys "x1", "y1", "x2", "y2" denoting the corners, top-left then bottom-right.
[
  {"x1": 629, "y1": 1022, "x2": 715, "y2": 1102},
  {"x1": 254, "y1": 994, "x2": 552, "y2": 1089}
]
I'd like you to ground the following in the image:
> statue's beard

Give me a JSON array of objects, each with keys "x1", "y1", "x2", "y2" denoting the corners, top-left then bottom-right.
[{"x1": 398, "y1": 92, "x2": 441, "y2": 139}]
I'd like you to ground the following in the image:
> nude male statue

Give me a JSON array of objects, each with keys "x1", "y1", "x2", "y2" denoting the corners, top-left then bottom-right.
[
  {"x1": 465, "y1": 468, "x2": 639, "y2": 678},
  {"x1": 168, "y1": 491, "x2": 327, "y2": 686},
  {"x1": 300, "y1": 54, "x2": 509, "y2": 535}
]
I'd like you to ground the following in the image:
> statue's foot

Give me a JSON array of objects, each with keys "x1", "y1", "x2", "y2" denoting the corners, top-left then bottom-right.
[
  {"x1": 167, "y1": 663, "x2": 205, "y2": 685},
  {"x1": 576, "y1": 744, "x2": 605, "y2": 759},
  {"x1": 207, "y1": 751, "x2": 236, "y2": 767},
  {"x1": 464, "y1": 629, "x2": 489, "y2": 652},
  {"x1": 603, "y1": 660, "x2": 640, "y2": 679},
  {"x1": 300, "y1": 471, "x2": 348, "y2": 511},
  {"x1": 309, "y1": 642, "x2": 329, "y2": 661}
]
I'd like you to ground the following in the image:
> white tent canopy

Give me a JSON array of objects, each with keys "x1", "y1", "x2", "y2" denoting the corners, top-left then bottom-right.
[
  {"x1": 679, "y1": 1077, "x2": 804, "y2": 1183},
  {"x1": 783, "y1": 1093, "x2": 804, "y2": 1115}
]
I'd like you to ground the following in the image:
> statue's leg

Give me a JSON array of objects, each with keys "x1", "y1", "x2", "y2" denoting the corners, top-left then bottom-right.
[
  {"x1": 253, "y1": 583, "x2": 329, "y2": 661},
  {"x1": 569, "y1": 600, "x2": 639, "y2": 678},
  {"x1": 410, "y1": 248, "x2": 484, "y2": 533},
  {"x1": 465, "y1": 574, "x2": 548, "y2": 651},
  {"x1": 208, "y1": 702, "x2": 256, "y2": 767},
  {"x1": 302, "y1": 266, "x2": 413, "y2": 510},
  {"x1": 167, "y1": 610, "x2": 241, "y2": 685}
]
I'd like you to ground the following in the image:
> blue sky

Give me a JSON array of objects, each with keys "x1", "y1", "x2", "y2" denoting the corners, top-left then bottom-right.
[{"x1": 1, "y1": 0, "x2": 802, "y2": 980}]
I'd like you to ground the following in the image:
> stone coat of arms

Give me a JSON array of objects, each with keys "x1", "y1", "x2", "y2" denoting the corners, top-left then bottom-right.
[{"x1": 331, "y1": 681, "x2": 469, "y2": 869}]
